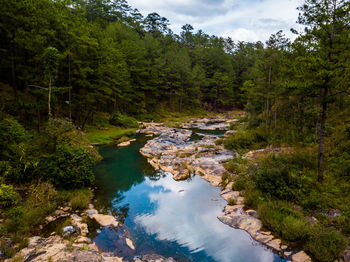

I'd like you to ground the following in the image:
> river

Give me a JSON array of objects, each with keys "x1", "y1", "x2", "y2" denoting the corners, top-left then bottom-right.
[{"x1": 93, "y1": 134, "x2": 287, "y2": 262}]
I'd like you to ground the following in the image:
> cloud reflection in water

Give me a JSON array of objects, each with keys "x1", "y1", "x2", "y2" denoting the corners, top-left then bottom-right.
[{"x1": 134, "y1": 174, "x2": 275, "y2": 262}]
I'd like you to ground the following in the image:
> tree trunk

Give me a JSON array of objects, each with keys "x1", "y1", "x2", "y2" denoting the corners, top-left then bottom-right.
[
  {"x1": 68, "y1": 46, "x2": 72, "y2": 122},
  {"x1": 10, "y1": 39, "x2": 17, "y2": 101},
  {"x1": 266, "y1": 65, "x2": 271, "y2": 130},
  {"x1": 179, "y1": 71, "x2": 184, "y2": 112},
  {"x1": 81, "y1": 110, "x2": 92, "y2": 130},
  {"x1": 37, "y1": 98, "x2": 41, "y2": 133},
  {"x1": 317, "y1": 87, "x2": 328, "y2": 184},
  {"x1": 274, "y1": 98, "x2": 277, "y2": 129},
  {"x1": 114, "y1": 94, "x2": 117, "y2": 113},
  {"x1": 48, "y1": 76, "x2": 52, "y2": 118}
]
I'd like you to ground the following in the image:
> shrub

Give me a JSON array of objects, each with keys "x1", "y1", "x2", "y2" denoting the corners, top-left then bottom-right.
[
  {"x1": 116, "y1": 136, "x2": 130, "y2": 144},
  {"x1": 227, "y1": 198, "x2": 236, "y2": 205},
  {"x1": 224, "y1": 128, "x2": 267, "y2": 151},
  {"x1": 215, "y1": 138, "x2": 223, "y2": 145},
  {"x1": 0, "y1": 182, "x2": 57, "y2": 236},
  {"x1": 253, "y1": 152, "x2": 316, "y2": 202},
  {"x1": 258, "y1": 201, "x2": 310, "y2": 242},
  {"x1": 109, "y1": 113, "x2": 139, "y2": 128},
  {"x1": 38, "y1": 145, "x2": 95, "y2": 189},
  {"x1": 69, "y1": 190, "x2": 93, "y2": 211},
  {"x1": 304, "y1": 225, "x2": 347, "y2": 262},
  {"x1": 244, "y1": 189, "x2": 264, "y2": 209},
  {"x1": 0, "y1": 184, "x2": 20, "y2": 208},
  {"x1": 0, "y1": 119, "x2": 26, "y2": 160}
]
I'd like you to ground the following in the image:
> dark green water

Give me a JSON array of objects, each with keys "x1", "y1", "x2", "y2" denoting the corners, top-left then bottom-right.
[
  {"x1": 189, "y1": 129, "x2": 226, "y2": 141},
  {"x1": 93, "y1": 136, "x2": 286, "y2": 262}
]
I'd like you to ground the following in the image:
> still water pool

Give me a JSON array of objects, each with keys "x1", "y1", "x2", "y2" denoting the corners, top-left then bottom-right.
[{"x1": 93, "y1": 136, "x2": 286, "y2": 262}]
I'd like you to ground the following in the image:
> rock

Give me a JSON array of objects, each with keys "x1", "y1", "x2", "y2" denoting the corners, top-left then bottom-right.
[
  {"x1": 86, "y1": 209, "x2": 98, "y2": 216},
  {"x1": 62, "y1": 225, "x2": 80, "y2": 237},
  {"x1": 118, "y1": 141, "x2": 130, "y2": 147},
  {"x1": 55, "y1": 210, "x2": 67, "y2": 216},
  {"x1": 266, "y1": 239, "x2": 281, "y2": 251},
  {"x1": 71, "y1": 214, "x2": 82, "y2": 222},
  {"x1": 290, "y1": 251, "x2": 312, "y2": 262},
  {"x1": 75, "y1": 237, "x2": 91, "y2": 244},
  {"x1": 91, "y1": 214, "x2": 119, "y2": 228},
  {"x1": 125, "y1": 238, "x2": 135, "y2": 250},
  {"x1": 218, "y1": 214, "x2": 261, "y2": 236},
  {"x1": 246, "y1": 209, "x2": 258, "y2": 218},
  {"x1": 343, "y1": 250, "x2": 350, "y2": 262},
  {"x1": 141, "y1": 254, "x2": 176, "y2": 262},
  {"x1": 224, "y1": 130, "x2": 236, "y2": 137},
  {"x1": 62, "y1": 206, "x2": 71, "y2": 212},
  {"x1": 46, "y1": 216, "x2": 55, "y2": 222}
]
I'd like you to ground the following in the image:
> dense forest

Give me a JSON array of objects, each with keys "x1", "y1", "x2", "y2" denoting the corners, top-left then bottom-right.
[{"x1": 0, "y1": 0, "x2": 349, "y2": 261}]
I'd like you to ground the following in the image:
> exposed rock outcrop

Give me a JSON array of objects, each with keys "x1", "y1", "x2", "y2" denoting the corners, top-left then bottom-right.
[{"x1": 140, "y1": 124, "x2": 236, "y2": 186}]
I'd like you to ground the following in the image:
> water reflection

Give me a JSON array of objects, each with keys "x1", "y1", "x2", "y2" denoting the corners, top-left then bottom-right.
[
  {"x1": 94, "y1": 143, "x2": 286, "y2": 262},
  {"x1": 131, "y1": 174, "x2": 276, "y2": 262}
]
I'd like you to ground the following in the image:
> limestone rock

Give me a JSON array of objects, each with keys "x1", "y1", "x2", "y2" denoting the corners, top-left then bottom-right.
[
  {"x1": 118, "y1": 141, "x2": 130, "y2": 147},
  {"x1": 291, "y1": 251, "x2": 312, "y2": 262},
  {"x1": 125, "y1": 238, "x2": 135, "y2": 250},
  {"x1": 218, "y1": 214, "x2": 261, "y2": 236},
  {"x1": 91, "y1": 214, "x2": 119, "y2": 228}
]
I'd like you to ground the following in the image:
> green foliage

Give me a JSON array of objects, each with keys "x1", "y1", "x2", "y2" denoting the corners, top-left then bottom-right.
[
  {"x1": 37, "y1": 145, "x2": 94, "y2": 189},
  {"x1": 0, "y1": 119, "x2": 26, "y2": 160},
  {"x1": 227, "y1": 198, "x2": 236, "y2": 206},
  {"x1": 304, "y1": 225, "x2": 347, "y2": 262},
  {"x1": 253, "y1": 152, "x2": 316, "y2": 201},
  {"x1": 116, "y1": 136, "x2": 130, "y2": 144},
  {"x1": 109, "y1": 113, "x2": 139, "y2": 128},
  {"x1": 42, "y1": 47, "x2": 59, "y2": 76},
  {"x1": 86, "y1": 127, "x2": 136, "y2": 144},
  {"x1": 0, "y1": 182, "x2": 56, "y2": 235},
  {"x1": 224, "y1": 128, "x2": 267, "y2": 151},
  {"x1": 69, "y1": 190, "x2": 93, "y2": 211},
  {"x1": 259, "y1": 201, "x2": 310, "y2": 243},
  {"x1": 0, "y1": 184, "x2": 21, "y2": 208}
]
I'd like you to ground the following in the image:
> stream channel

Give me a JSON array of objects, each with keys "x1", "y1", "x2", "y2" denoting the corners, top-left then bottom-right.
[{"x1": 93, "y1": 133, "x2": 287, "y2": 262}]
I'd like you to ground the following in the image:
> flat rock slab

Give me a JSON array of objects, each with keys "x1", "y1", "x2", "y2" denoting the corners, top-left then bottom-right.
[{"x1": 91, "y1": 214, "x2": 119, "y2": 228}]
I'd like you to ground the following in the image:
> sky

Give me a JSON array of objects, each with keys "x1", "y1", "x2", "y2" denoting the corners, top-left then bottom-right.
[{"x1": 127, "y1": 0, "x2": 304, "y2": 43}]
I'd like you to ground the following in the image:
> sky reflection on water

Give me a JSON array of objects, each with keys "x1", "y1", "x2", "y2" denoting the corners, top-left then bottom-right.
[{"x1": 94, "y1": 143, "x2": 285, "y2": 262}]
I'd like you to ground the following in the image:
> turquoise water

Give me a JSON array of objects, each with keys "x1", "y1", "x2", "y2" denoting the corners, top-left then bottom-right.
[{"x1": 93, "y1": 136, "x2": 286, "y2": 262}]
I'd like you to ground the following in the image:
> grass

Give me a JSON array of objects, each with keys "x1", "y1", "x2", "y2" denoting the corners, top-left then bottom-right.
[
  {"x1": 85, "y1": 126, "x2": 136, "y2": 144},
  {"x1": 227, "y1": 198, "x2": 236, "y2": 205},
  {"x1": 57, "y1": 189, "x2": 93, "y2": 211}
]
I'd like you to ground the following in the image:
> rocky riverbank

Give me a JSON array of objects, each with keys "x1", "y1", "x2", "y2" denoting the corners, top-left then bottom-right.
[
  {"x1": 6, "y1": 204, "x2": 175, "y2": 262},
  {"x1": 139, "y1": 117, "x2": 312, "y2": 262}
]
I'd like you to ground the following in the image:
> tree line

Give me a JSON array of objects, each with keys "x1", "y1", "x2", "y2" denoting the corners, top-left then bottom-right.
[{"x1": 0, "y1": 0, "x2": 349, "y2": 183}]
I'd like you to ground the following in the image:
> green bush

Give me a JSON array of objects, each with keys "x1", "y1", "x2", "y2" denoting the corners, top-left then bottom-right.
[
  {"x1": 109, "y1": 113, "x2": 139, "y2": 128},
  {"x1": 224, "y1": 128, "x2": 267, "y2": 151},
  {"x1": 116, "y1": 136, "x2": 130, "y2": 144},
  {"x1": 227, "y1": 198, "x2": 236, "y2": 205},
  {"x1": 0, "y1": 184, "x2": 20, "y2": 208},
  {"x1": 0, "y1": 182, "x2": 57, "y2": 235},
  {"x1": 304, "y1": 225, "x2": 347, "y2": 262},
  {"x1": 0, "y1": 119, "x2": 26, "y2": 160},
  {"x1": 69, "y1": 190, "x2": 93, "y2": 211},
  {"x1": 253, "y1": 152, "x2": 316, "y2": 201},
  {"x1": 37, "y1": 145, "x2": 95, "y2": 189},
  {"x1": 258, "y1": 201, "x2": 310, "y2": 242}
]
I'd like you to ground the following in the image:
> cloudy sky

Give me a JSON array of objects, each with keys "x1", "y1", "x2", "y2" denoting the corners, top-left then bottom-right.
[{"x1": 127, "y1": 0, "x2": 304, "y2": 42}]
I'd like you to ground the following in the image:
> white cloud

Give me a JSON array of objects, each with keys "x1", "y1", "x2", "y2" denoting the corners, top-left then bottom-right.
[{"x1": 127, "y1": 0, "x2": 304, "y2": 42}]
